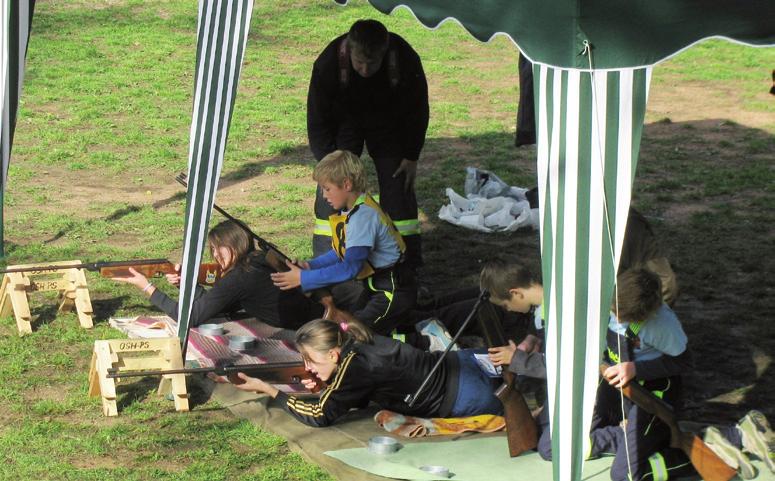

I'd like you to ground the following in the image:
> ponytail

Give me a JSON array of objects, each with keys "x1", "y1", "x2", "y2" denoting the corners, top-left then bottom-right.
[{"x1": 295, "y1": 318, "x2": 373, "y2": 354}]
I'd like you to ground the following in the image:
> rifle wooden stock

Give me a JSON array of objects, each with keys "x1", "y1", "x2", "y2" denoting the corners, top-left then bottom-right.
[
  {"x1": 598, "y1": 364, "x2": 736, "y2": 481},
  {"x1": 100, "y1": 261, "x2": 223, "y2": 286},
  {"x1": 479, "y1": 302, "x2": 538, "y2": 457},
  {"x1": 496, "y1": 370, "x2": 539, "y2": 456},
  {"x1": 265, "y1": 248, "x2": 293, "y2": 273},
  {"x1": 107, "y1": 361, "x2": 324, "y2": 393}
]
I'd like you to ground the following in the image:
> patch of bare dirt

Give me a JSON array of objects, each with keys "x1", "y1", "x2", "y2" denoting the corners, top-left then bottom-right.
[
  {"x1": 648, "y1": 81, "x2": 774, "y2": 131},
  {"x1": 23, "y1": 384, "x2": 69, "y2": 404}
]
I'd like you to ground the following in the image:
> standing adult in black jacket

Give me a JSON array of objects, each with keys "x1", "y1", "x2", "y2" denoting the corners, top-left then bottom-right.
[
  {"x1": 228, "y1": 318, "x2": 503, "y2": 427},
  {"x1": 112, "y1": 220, "x2": 323, "y2": 329},
  {"x1": 307, "y1": 19, "x2": 429, "y2": 269}
]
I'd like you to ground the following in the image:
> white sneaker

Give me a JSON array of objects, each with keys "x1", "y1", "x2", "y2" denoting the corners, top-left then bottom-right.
[
  {"x1": 738, "y1": 410, "x2": 775, "y2": 473},
  {"x1": 417, "y1": 318, "x2": 458, "y2": 353},
  {"x1": 704, "y1": 426, "x2": 757, "y2": 480}
]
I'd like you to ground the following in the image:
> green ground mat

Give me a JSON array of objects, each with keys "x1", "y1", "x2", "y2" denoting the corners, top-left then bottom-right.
[
  {"x1": 326, "y1": 435, "x2": 775, "y2": 481},
  {"x1": 325, "y1": 436, "x2": 612, "y2": 481},
  {"x1": 209, "y1": 382, "x2": 772, "y2": 481}
]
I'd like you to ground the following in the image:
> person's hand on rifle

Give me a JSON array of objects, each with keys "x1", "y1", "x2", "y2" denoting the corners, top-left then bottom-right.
[
  {"x1": 488, "y1": 340, "x2": 518, "y2": 366},
  {"x1": 301, "y1": 376, "x2": 322, "y2": 391},
  {"x1": 270, "y1": 260, "x2": 302, "y2": 290},
  {"x1": 111, "y1": 267, "x2": 156, "y2": 297},
  {"x1": 603, "y1": 361, "x2": 636, "y2": 388},
  {"x1": 165, "y1": 263, "x2": 182, "y2": 287},
  {"x1": 222, "y1": 372, "x2": 281, "y2": 398},
  {"x1": 516, "y1": 334, "x2": 542, "y2": 353}
]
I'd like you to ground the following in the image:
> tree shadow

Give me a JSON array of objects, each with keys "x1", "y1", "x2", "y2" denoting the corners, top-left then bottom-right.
[
  {"x1": 633, "y1": 118, "x2": 773, "y2": 423},
  {"x1": 411, "y1": 121, "x2": 773, "y2": 423},
  {"x1": 136, "y1": 121, "x2": 772, "y2": 423},
  {"x1": 28, "y1": 295, "x2": 133, "y2": 330},
  {"x1": 43, "y1": 205, "x2": 142, "y2": 245}
]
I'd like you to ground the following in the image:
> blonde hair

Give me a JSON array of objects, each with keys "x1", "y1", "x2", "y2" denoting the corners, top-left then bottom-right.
[
  {"x1": 295, "y1": 318, "x2": 373, "y2": 358},
  {"x1": 313, "y1": 150, "x2": 368, "y2": 193},
  {"x1": 207, "y1": 220, "x2": 255, "y2": 271}
]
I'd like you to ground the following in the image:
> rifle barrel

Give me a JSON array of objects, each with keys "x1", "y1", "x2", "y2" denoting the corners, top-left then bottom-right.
[
  {"x1": 0, "y1": 258, "x2": 171, "y2": 275},
  {"x1": 106, "y1": 361, "x2": 306, "y2": 379},
  {"x1": 405, "y1": 290, "x2": 489, "y2": 407}
]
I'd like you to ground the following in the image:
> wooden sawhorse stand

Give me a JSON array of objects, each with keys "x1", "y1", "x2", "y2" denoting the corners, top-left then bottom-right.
[
  {"x1": 0, "y1": 260, "x2": 94, "y2": 335},
  {"x1": 88, "y1": 337, "x2": 189, "y2": 417}
]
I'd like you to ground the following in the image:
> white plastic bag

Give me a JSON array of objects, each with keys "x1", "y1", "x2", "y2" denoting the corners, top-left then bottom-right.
[{"x1": 438, "y1": 168, "x2": 539, "y2": 233}]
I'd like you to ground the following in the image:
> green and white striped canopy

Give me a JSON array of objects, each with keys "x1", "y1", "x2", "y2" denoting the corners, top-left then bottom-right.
[
  {"x1": 0, "y1": 0, "x2": 34, "y2": 256},
  {"x1": 332, "y1": 1, "x2": 774, "y2": 480},
  {"x1": 177, "y1": 0, "x2": 253, "y2": 353},
  {"x1": 335, "y1": 0, "x2": 775, "y2": 69}
]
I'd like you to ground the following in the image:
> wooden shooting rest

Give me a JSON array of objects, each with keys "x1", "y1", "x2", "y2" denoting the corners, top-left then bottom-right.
[
  {"x1": 0, "y1": 260, "x2": 94, "y2": 335},
  {"x1": 88, "y1": 337, "x2": 189, "y2": 417}
]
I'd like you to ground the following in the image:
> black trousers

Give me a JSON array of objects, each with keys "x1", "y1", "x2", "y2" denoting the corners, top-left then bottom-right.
[
  {"x1": 407, "y1": 287, "x2": 531, "y2": 341},
  {"x1": 349, "y1": 267, "x2": 417, "y2": 336},
  {"x1": 515, "y1": 54, "x2": 536, "y2": 147},
  {"x1": 537, "y1": 376, "x2": 694, "y2": 481}
]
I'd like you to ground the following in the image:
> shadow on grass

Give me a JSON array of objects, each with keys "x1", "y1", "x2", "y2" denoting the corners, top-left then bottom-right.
[
  {"x1": 43, "y1": 205, "x2": 142, "y2": 245},
  {"x1": 414, "y1": 121, "x2": 774, "y2": 423},
  {"x1": 114, "y1": 373, "x2": 221, "y2": 412},
  {"x1": 28, "y1": 295, "x2": 133, "y2": 330},
  {"x1": 91, "y1": 295, "x2": 138, "y2": 321},
  {"x1": 635, "y1": 119, "x2": 774, "y2": 422},
  {"x1": 8, "y1": 120, "x2": 772, "y2": 423}
]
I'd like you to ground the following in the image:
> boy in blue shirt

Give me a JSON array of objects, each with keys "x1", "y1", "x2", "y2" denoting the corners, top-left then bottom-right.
[
  {"x1": 594, "y1": 269, "x2": 773, "y2": 480},
  {"x1": 271, "y1": 150, "x2": 416, "y2": 335},
  {"x1": 590, "y1": 268, "x2": 695, "y2": 481}
]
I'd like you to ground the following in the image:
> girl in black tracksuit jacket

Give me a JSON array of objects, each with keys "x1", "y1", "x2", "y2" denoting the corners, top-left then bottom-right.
[{"x1": 229, "y1": 318, "x2": 503, "y2": 427}]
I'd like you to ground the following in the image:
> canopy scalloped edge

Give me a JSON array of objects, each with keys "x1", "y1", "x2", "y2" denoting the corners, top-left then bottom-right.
[{"x1": 334, "y1": 0, "x2": 775, "y2": 71}]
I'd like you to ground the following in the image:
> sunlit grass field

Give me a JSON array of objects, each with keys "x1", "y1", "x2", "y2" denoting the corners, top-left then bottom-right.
[{"x1": 1, "y1": 1, "x2": 773, "y2": 479}]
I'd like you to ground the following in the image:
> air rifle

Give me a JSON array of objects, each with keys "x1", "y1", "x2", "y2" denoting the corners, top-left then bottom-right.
[
  {"x1": 405, "y1": 292, "x2": 536, "y2": 458},
  {"x1": 598, "y1": 363, "x2": 736, "y2": 481},
  {"x1": 405, "y1": 290, "x2": 490, "y2": 408},
  {"x1": 0, "y1": 259, "x2": 223, "y2": 286},
  {"x1": 478, "y1": 301, "x2": 538, "y2": 457},
  {"x1": 106, "y1": 360, "x2": 323, "y2": 393},
  {"x1": 175, "y1": 173, "x2": 355, "y2": 324}
]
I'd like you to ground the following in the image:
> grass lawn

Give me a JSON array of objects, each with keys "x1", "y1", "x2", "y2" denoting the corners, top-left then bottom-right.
[{"x1": 1, "y1": 0, "x2": 773, "y2": 479}]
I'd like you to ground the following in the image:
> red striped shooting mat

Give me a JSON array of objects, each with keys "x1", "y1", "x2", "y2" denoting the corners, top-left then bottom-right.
[{"x1": 131, "y1": 316, "x2": 307, "y2": 393}]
